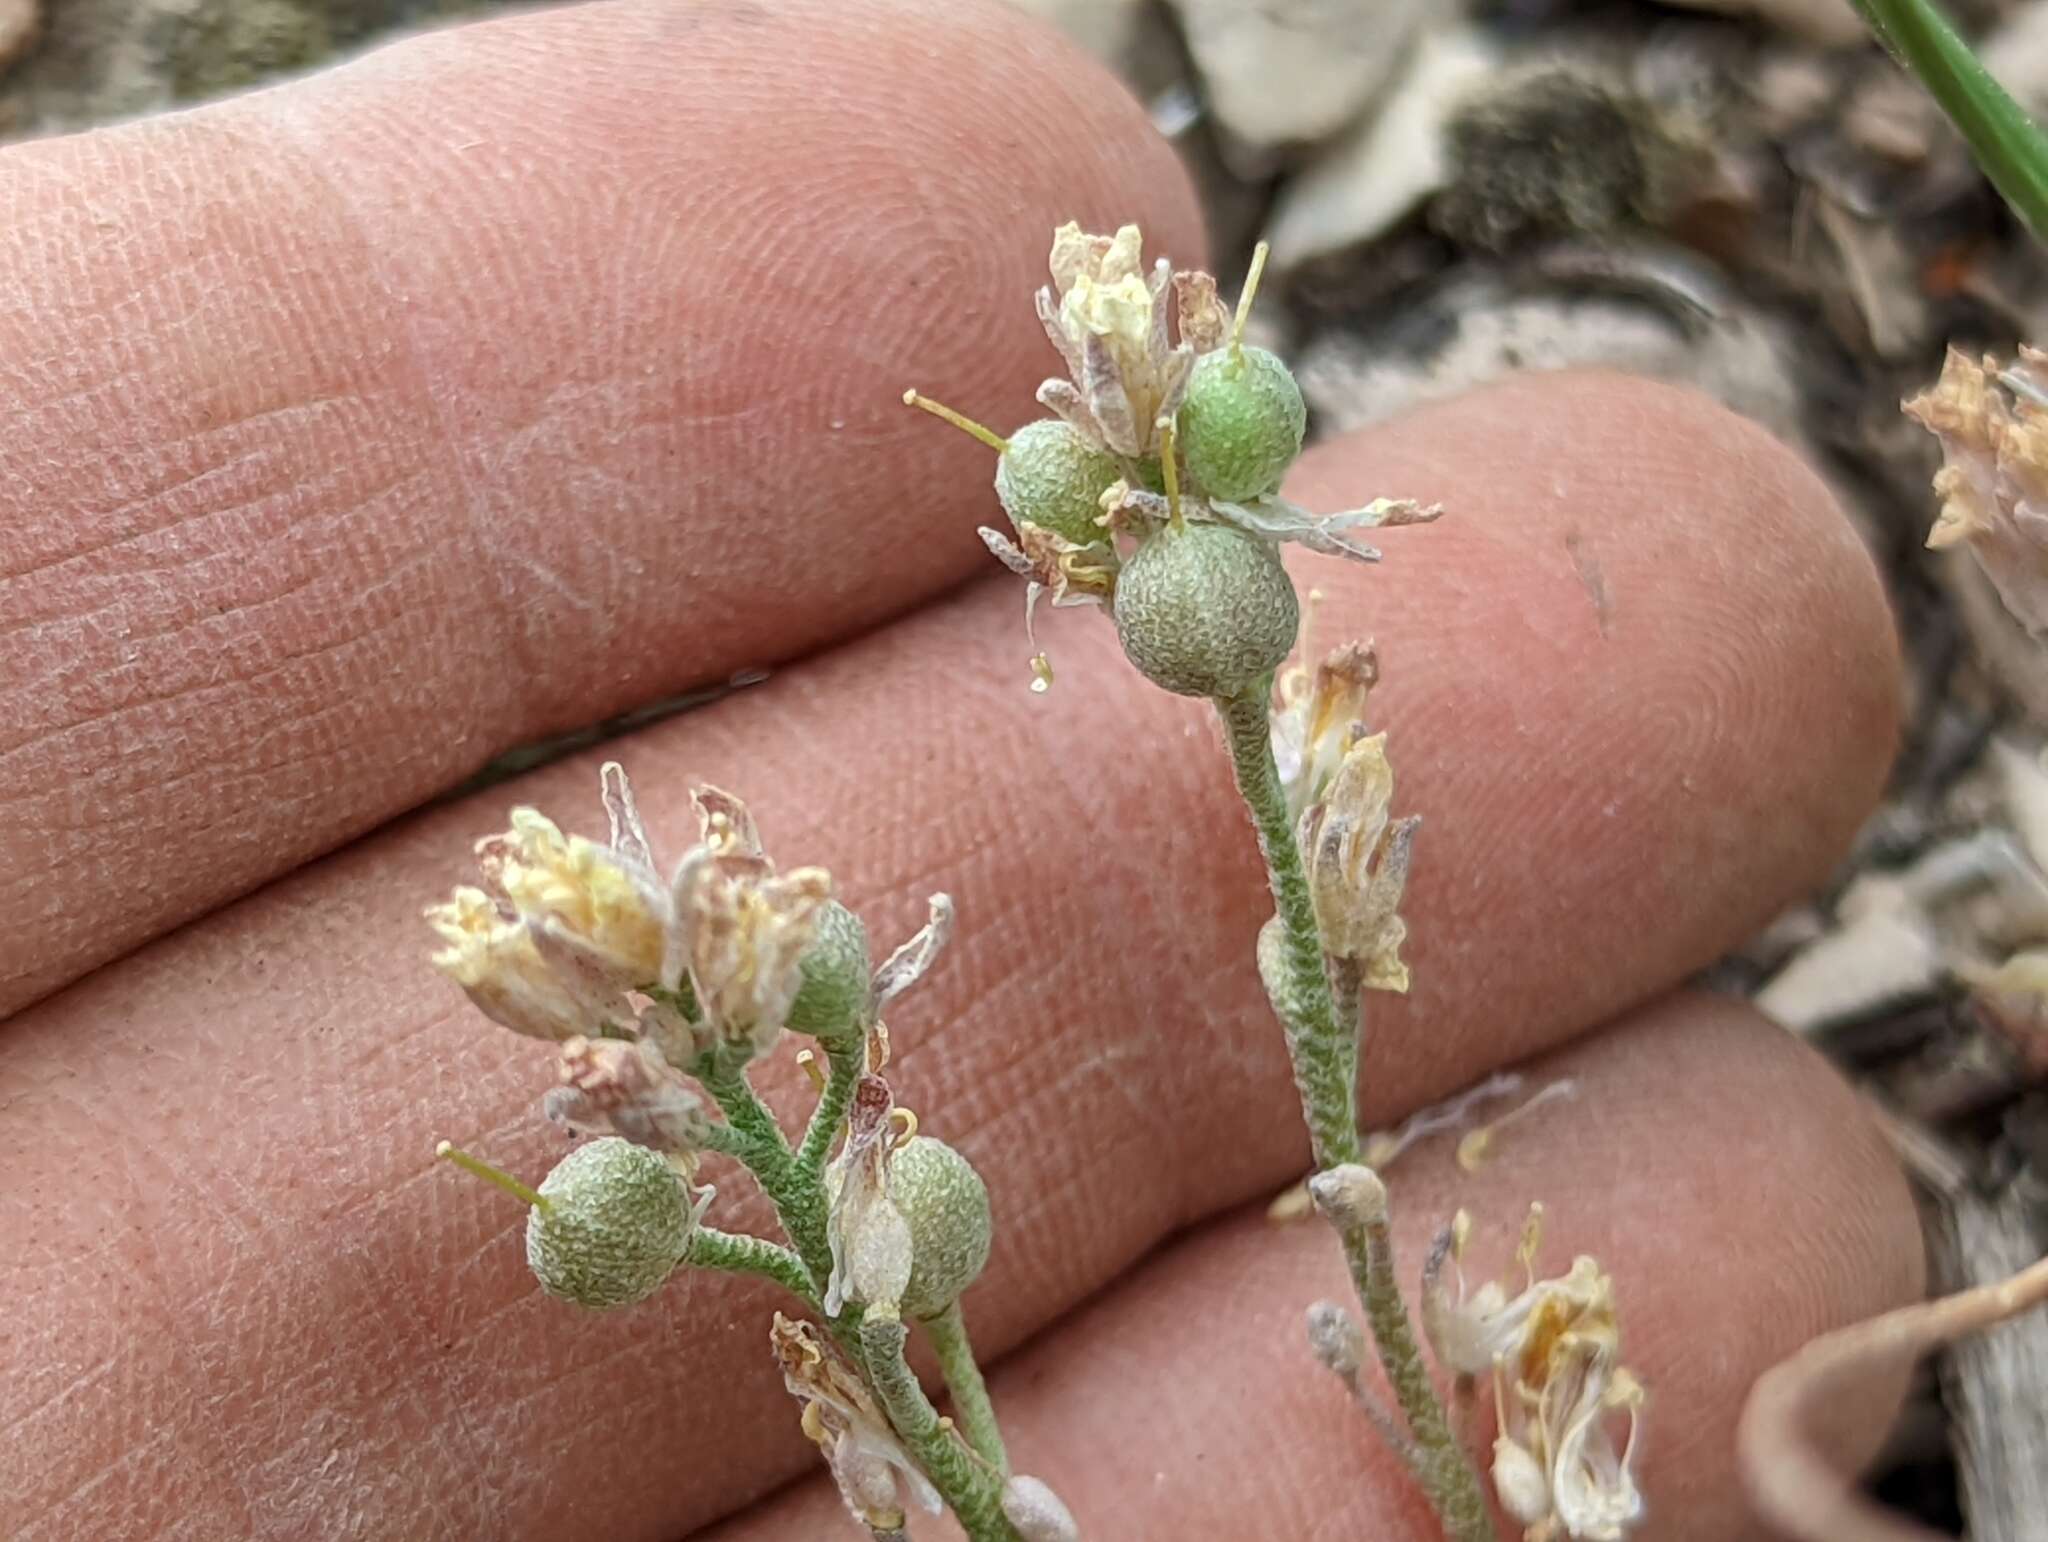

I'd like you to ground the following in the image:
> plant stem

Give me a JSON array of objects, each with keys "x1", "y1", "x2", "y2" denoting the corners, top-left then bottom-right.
[
  {"x1": 1851, "y1": 0, "x2": 2048, "y2": 243},
  {"x1": 799, "y1": 1038, "x2": 865, "y2": 1173},
  {"x1": 860, "y1": 1311, "x2": 1020, "y2": 1542},
  {"x1": 686, "y1": 1226, "x2": 818, "y2": 1304},
  {"x1": 922, "y1": 1300, "x2": 1009, "y2": 1473},
  {"x1": 1215, "y1": 684, "x2": 1359, "y2": 1166},
  {"x1": 700, "y1": 1064, "x2": 835, "y2": 1295},
  {"x1": 1341, "y1": 1220, "x2": 1493, "y2": 1542},
  {"x1": 1212, "y1": 683, "x2": 1493, "y2": 1539}
]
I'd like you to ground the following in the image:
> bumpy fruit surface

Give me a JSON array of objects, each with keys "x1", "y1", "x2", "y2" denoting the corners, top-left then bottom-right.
[
  {"x1": 995, "y1": 420, "x2": 1119, "y2": 547},
  {"x1": 890, "y1": 1136, "x2": 992, "y2": 1319},
  {"x1": 1113, "y1": 523, "x2": 1299, "y2": 698},
  {"x1": 1177, "y1": 346, "x2": 1305, "y2": 502},
  {"x1": 526, "y1": 1137, "x2": 692, "y2": 1309},
  {"x1": 785, "y1": 900, "x2": 872, "y2": 1046}
]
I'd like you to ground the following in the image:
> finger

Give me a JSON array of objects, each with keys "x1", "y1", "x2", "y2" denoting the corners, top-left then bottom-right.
[
  {"x1": 0, "y1": 374, "x2": 1898, "y2": 1542},
  {"x1": 717, "y1": 995, "x2": 1925, "y2": 1539},
  {"x1": 0, "y1": 0, "x2": 1203, "y2": 1016}
]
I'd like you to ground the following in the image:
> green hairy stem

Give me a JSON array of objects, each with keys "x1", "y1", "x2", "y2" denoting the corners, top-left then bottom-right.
[
  {"x1": 799, "y1": 1039, "x2": 866, "y2": 1173},
  {"x1": 860, "y1": 1312, "x2": 1020, "y2": 1542},
  {"x1": 1215, "y1": 684, "x2": 1361, "y2": 1167},
  {"x1": 700, "y1": 1064, "x2": 835, "y2": 1295},
  {"x1": 686, "y1": 1227, "x2": 818, "y2": 1304},
  {"x1": 1212, "y1": 683, "x2": 1492, "y2": 1539},
  {"x1": 923, "y1": 1300, "x2": 1009, "y2": 1473}
]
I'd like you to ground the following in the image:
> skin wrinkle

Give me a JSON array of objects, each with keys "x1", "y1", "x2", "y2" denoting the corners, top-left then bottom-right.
[{"x1": 0, "y1": 0, "x2": 1206, "y2": 1018}]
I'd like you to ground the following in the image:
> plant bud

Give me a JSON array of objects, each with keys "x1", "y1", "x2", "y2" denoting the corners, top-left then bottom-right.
[
  {"x1": 1308, "y1": 1163, "x2": 1388, "y2": 1231},
  {"x1": 995, "y1": 419, "x2": 1119, "y2": 548},
  {"x1": 785, "y1": 900, "x2": 872, "y2": 1047},
  {"x1": 1002, "y1": 1475, "x2": 1081, "y2": 1542},
  {"x1": 526, "y1": 1137, "x2": 693, "y2": 1309},
  {"x1": 890, "y1": 1135, "x2": 993, "y2": 1319},
  {"x1": 1177, "y1": 345, "x2": 1305, "y2": 502},
  {"x1": 1113, "y1": 522, "x2": 1299, "y2": 698}
]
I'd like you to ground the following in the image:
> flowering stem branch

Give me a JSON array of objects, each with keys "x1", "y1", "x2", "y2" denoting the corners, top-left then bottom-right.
[
  {"x1": 1340, "y1": 1219, "x2": 1493, "y2": 1542},
  {"x1": 686, "y1": 1226, "x2": 818, "y2": 1304},
  {"x1": 922, "y1": 1300, "x2": 1009, "y2": 1473},
  {"x1": 798, "y1": 1038, "x2": 865, "y2": 1174},
  {"x1": 859, "y1": 1311, "x2": 1021, "y2": 1542},
  {"x1": 1214, "y1": 684, "x2": 1359, "y2": 1165},
  {"x1": 1213, "y1": 684, "x2": 1492, "y2": 1538},
  {"x1": 699, "y1": 1064, "x2": 835, "y2": 1295}
]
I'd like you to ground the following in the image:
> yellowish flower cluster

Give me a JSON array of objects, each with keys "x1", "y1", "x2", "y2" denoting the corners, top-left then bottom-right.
[{"x1": 1424, "y1": 1209, "x2": 1645, "y2": 1541}]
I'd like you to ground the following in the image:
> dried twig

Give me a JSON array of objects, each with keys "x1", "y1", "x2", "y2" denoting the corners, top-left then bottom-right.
[{"x1": 1739, "y1": 1237, "x2": 2048, "y2": 1540}]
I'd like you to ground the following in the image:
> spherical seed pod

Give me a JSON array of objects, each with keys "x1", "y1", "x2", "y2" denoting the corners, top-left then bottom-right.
[
  {"x1": 1113, "y1": 522, "x2": 1300, "y2": 698},
  {"x1": 526, "y1": 1137, "x2": 693, "y2": 1309},
  {"x1": 890, "y1": 1136, "x2": 993, "y2": 1320},
  {"x1": 1177, "y1": 346, "x2": 1306, "y2": 502},
  {"x1": 784, "y1": 900, "x2": 872, "y2": 1047},
  {"x1": 995, "y1": 420, "x2": 1120, "y2": 547}
]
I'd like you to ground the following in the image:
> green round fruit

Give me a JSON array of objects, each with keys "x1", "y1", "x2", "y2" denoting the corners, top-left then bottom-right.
[
  {"x1": 1177, "y1": 346, "x2": 1306, "y2": 502},
  {"x1": 891, "y1": 1136, "x2": 993, "y2": 1319},
  {"x1": 785, "y1": 900, "x2": 872, "y2": 1047},
  {"x1": 1113, "y1": 523, "x2": 1299, "y2": 699},
  {"x1": 995, "y1": 420, "x2": 1119, "y2": 547},
  {"x1": 526, "y1": 1137, "x2": 692, "y2": 1309}
]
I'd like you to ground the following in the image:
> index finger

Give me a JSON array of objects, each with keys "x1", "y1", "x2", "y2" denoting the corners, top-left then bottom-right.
[{"x1": 0, "y1": 0, "x2": 1202, "y2": 1016}]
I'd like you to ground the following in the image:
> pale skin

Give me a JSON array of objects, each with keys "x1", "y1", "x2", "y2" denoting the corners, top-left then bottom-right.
[{"x1": 0, "y1": 2, "x2": 1925, "y2": 1538}]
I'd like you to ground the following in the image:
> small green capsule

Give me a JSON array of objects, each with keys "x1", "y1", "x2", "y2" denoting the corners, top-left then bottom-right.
[
  {"x1": 1177, "y1": 346, "x2": 1306, "y2": 503},
  {"x1": 785, "y1": 900, "x2": 872, "y2": 1048},
  {"x1": 995, "y1": 420, "x2": 1119, "y2": 547},
  {"x1": 525, "y1": 1137, "x2": 693, "y2": 1309},
  {"x1": 1113, "y1": 522, "x2": 1299, "y2": 699},
  {"x1": 890, "y1": 1136, "x2": 993, "y2": 1319}
]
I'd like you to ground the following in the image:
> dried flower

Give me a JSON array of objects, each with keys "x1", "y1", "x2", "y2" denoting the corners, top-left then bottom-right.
[
  {"x1": 1272, "y1": 640, "x2": 1381, "y2": 821},
  {"x1": 542, "y1": 1034, "x2": 708, "y2": 1158},
  {"x1": 871, "y1": 893, "x2": 955, "y2": 1013},
  {"x1": 425, "y1": 884, "x2": 626, "y2": 1041},
  {"x1": 823, "y1": 1075, "x2": 915, "y2": 1316},
  {"x1": 1905, "y1": 347, "x2": 2048, "y2": 635},
  {"x1": 1297, "y1": 731, "x2": 1418, "y2": 991},
  {"x1": 773, "y1": 1312, "x2": 941, "y2": 1527},
  {"x1": 1037, "y1": 222, "x2": 1193, "y2": 459},
  {"x1": 659, "y1": 786, "x2": 833, "y2": 1062},
  {"x1": 1423, "y1": 1208, "x2": 1646, "y2": 1541},
  {"x1": 426, "y1": 764, "x2": 833, "y2": 1066}
]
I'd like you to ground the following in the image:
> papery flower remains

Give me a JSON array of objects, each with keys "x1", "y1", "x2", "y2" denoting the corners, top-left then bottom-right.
[
  {"x1": 1298, "y1": 728, "x2": 1418, "y2": 992},
  {"x1": 424, "y1": 763, "x2": 832, "y2": 1066},
  {"x1": 1424, "y1": 1209, "x2": 1646, "y2": 1541},
  {"x1": 774, "y1": 1312, "x2": 942, "y2": 1531},
  {"x1": 1906, "y1": 346, "x2": 2048, "y2": 635}
]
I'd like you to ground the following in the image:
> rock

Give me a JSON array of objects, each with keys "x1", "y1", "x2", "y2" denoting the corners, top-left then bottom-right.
[
  {"x1": 1168, "y1": 0, "x2": 1428, "y2": 154},
  {"x1": 1291, "y1": 249, "x2": 1808, "y2": 449},
  {"x1": 1003, "y1": 0, "x2": 1182, "y2": 100},
  {"x1": 1648, "y1": 0, "x2": 1864, "y2": 47},
  {"x1": 1432, "y1": 62, "x2": 1735, "y2": 254},
  {"x1": 1265, "y1": 25, "x2": 1499, "y2": 269},
  {"x1": 0, "y1": 0, "x2": 471, "y2": 139},
  {"x1": 1757, "y1": 908, "x2": 1945, "y2": 1035},
  {"x1": 0, "y1": 0, "x2": 38, "y2": 76}
]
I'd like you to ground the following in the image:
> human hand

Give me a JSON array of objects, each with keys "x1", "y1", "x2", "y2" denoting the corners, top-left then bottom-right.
[{"x1": 0, "y1": 2, "x2": 1921, "y2": 1538}]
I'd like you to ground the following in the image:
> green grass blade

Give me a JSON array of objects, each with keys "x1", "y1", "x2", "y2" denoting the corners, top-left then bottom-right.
[{"x1": 1854, "y1": 0, "x2": 2048, "y2": 244}]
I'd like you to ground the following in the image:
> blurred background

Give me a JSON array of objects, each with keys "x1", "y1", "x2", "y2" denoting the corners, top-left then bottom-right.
[{"x1": 5, "y1": 0, "x2": 2045, "y2": 1533}]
